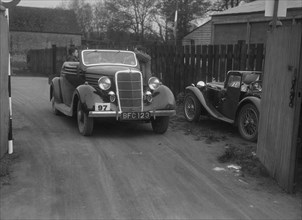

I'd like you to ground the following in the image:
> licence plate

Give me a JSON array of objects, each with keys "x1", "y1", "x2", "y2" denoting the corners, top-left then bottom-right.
[
  {"x1": 95, "y1": 103, "x2": 111, "y2": 111},
  {"x1": 121, "y1": 112, "x2": 151, "y2": 120}
]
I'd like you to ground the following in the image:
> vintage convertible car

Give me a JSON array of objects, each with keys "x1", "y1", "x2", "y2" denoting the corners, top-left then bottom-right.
[
  {"x1": 184, "y1": 71, "x2": 262, "y2": 141},
  {"x1": 50, "y1": 49, "x2": 176, "y2": 136}
]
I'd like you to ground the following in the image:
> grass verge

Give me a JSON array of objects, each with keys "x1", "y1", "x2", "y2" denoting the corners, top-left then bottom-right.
[{"x1": 218, "y1": 144, "x2": 269, "y2": 178}]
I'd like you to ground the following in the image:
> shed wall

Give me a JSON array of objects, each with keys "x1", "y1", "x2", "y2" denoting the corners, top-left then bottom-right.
[{"x1": 182, "y1": 21, "x2": 212, "y2": 46}]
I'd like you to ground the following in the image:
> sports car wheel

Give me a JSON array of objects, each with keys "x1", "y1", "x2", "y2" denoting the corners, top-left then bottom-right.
[
  {"x1": 184, "y1": 93, "x2": 201, "y2": 122},
  {"x1": 51, "y1": 90, "x2": 60, "y2": 115},
  {"x1": 238, "y1": 103, "x2": 259, "y2": 142},
  {"x1": 151, "y1": 116, "x2": 169, "y2": 134},
  {"x1": 77, "y1": 101, "x2": 94, "y2": 136}
]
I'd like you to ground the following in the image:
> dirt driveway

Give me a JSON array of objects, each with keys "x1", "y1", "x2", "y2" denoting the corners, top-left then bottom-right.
[{"x1": 0, "y1": 76, "x2": 301, "y2": 219}]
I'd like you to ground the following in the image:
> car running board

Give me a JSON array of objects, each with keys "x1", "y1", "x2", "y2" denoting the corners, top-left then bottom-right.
[
  {"x1": 205, "y1": 102, "x2": 234, "y2": 124},
  {"x1": 54, "y1": 103, "x2": 73, "y2": 117}
]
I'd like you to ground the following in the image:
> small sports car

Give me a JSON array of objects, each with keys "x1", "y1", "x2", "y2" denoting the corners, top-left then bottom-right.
[
  {"x1": 50, "y1": 49, "x2": 176, "y2": 136},
  {"x1": 184, "y1": 71, "x2": 262, "y2": 141}
]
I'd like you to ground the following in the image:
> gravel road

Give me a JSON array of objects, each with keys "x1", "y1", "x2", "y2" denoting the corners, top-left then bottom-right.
[{"x1": 0, "y1": 76, "x2": 301, "y2": 219}]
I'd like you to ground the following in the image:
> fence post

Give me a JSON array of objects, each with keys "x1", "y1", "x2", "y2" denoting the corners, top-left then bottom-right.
[
  {"x1": 256, "y1": 43, "x2": 264, "y2": 71},
  {"x1": 213, "y1": 45, "x2": 220, "y2": 81},
  {"x1": 201, "y1": 45, "x2": 207, "y2": 82},
  {"x1": 207, "y1": 45, "x2": 213, "y2": 82},
  {"x1": 219, "y1": 45, "x2": 227, "y2": 81},
  {"x1": 52, "y1": 44, "x2": 57, "y2": 75}
]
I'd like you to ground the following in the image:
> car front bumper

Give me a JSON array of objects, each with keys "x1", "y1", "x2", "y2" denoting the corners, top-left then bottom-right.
[{"x1": 88, "y1": 110, "x2": 176, "y2": 119}]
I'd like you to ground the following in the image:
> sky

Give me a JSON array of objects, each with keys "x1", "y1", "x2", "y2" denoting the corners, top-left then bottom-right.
[{"x1": 12, "y1": 0, "x2": 99, "y2": 8}]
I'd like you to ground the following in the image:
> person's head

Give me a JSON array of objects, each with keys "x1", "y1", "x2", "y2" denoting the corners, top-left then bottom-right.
[
  {"x1": 69, "y1": 47, "x2": 78, "y2": 57},
  {"x1": 135, "y1": 45, "x2": 146, "y2": 53}
]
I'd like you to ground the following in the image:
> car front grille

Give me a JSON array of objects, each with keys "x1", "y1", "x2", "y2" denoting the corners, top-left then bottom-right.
[{"x1": 116, "y1": 70, "x2": 143, "y2": 112}]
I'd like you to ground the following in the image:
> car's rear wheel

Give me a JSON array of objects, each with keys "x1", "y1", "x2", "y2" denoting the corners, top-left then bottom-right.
[
  {"x1": 184, "y1": 93, "x2": 201, "y2": 122},
  {"x1": 151, "y1": 116, "x2": 169, "y2": 134},
  {"x1": 238, "y1": 103, "x2": 259, "y2": 142},
  {"x1": 51, "y1": 90, "x2": 60, "y2": 115},
  {"x1": 77, "y1": 101, "x2": 94, "y2": 136}
]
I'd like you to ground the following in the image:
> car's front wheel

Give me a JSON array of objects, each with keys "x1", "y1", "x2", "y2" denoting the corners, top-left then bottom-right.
[
  {"x1": 77, "y1": 101, "x2": 94, "y2": 136},
  {"x1": 151, "y1": 116, "x2": 169, "y2": 134},
  {"x1": 184, "y1": 92, "x2": 201, "y2": 122},
  {"x1": 237, "y1": 103, "x2": 259, "y2": 142}
]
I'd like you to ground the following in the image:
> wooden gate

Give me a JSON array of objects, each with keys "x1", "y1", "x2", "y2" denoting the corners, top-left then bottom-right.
[{"x1": 257, "y1": 25, "x2": 302, "y2": 193}]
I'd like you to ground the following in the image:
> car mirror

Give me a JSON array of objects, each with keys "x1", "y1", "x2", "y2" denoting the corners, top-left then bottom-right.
[{"x1": 196, "y1": 81, "x2": 206, "y2": 88}]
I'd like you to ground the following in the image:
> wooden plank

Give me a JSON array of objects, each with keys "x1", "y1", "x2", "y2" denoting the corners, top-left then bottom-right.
[
  {"x1": 226, "y1": 44, "x2": 233, "y2": 72},
  {"x1": 168, "y1": 45, "x2": 175, "y2": 94},
  {"x1": 207, "y1": 45, "x2": 213, "y2": 82},
  {"x1": 184, "y1": 45, "x2": 190, "y2": 86},
  {"x1": 233, "y1": 44, "x2": 240, "y2": 70},
  {"x1": 248, "y1": 44, "x2": 256, "y2": 71},
  {"x1": 219, "y1": 45, "x2": 227, "y2": 82},
  {"x1": 255, "y1": 43, "x2": 264, "y2": 71},
  {"x1": 213, "y1": 45, "x2": 219, "y2": 81},
  {"x1": 190, "y1": 45, "x2": 196, "y2": 84},
  {"x1": 196, "y1": 45, "x2": 202, "y2": 82},
  {"x1": 173, "y1": 46, "x2": 181, "y2": 95},
  {"x1": 179, "y1": 46, "x2": 185, "y2": 92},
  {"x1": 240, "y1": 43, "x2": 247, "y2": 70},
  {"x1": 201, "y1": 45, "x2": 207, "y2": 82}
]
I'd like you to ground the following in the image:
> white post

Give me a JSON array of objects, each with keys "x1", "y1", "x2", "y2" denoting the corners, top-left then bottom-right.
[{"x1": 5, "y1": 8, "x2": 13, "y2": 154}]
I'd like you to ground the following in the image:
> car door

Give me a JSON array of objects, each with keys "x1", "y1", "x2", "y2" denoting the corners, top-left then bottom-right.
[
  {"x1": 220, "y1": 72, "x2": 242, "y2": 120},
  {"x1": 60, "y1": 62, "x2": 80, "y2": 107}
]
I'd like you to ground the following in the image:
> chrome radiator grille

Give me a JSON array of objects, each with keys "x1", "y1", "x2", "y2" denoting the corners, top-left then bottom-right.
[{"x1": 116, "y1": 71, "x2": 143, "y2": 112}]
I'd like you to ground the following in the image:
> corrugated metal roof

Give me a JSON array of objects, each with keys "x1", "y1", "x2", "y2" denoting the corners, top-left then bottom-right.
[
  {"x1": 212, "y1": 0, "x2": 302, "y2": 16},
  {"x1": 9, "y1": 6, "x2": 81, "y2": 35}
]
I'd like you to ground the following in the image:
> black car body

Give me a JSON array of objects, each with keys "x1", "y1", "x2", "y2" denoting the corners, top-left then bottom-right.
[
  {"x1": 50, "y1": 49, "x2": 176, "y2": 136},
  {"x1": 184, "y1": 70, "x2": 262, "y2": 141}
]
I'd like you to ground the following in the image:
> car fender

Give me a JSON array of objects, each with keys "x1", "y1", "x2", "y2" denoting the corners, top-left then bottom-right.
[
  {"x1": 50, "y1": 77, "x2": 62, "y2": 103},
  {"x1": 148, "y1": 85, "x2": 176, "y2": 110},
  {"x1": 185, "y1": 86, "x2": 223, "y2": 120},
  {"x1": 238, "y1": 96, "x2": 261, "y2": 112},
  {"x1": 185, "y1": 85, "x2": 206, "y2": 106},
  {"x1": 75, "y1": 84, "x2": 105, "y2": 113}
]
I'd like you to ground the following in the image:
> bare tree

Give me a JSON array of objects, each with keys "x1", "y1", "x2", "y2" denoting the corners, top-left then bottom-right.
[
  {"x1": 68, "y1": 0, "x2": 94, "y2": 39},
  {"x1": 104, "y1": 0, "x2": 157, "y2": 43}
]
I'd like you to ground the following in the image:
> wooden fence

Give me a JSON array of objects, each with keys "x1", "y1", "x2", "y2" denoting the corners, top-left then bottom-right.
[
  {"x1": 28, "y1": 46, "x2": 68, "y2": 77},
  {"x1": 150, "y1": 43, "x2": 265, "y2": 95},
  {"x1": 28, "y1": 43, "x2": 265, "y2": 95},
  {"x1": 0, "y1": 9, "x2": 9, "y2": 158}
]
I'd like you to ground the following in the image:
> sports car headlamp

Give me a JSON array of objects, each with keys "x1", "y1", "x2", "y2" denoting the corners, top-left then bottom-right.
[
  {"x1": 148, "y1": 77, "x2": 161, "y2": 90},
  {"x1": 98, "y1": 76, "x2": 111, "y2": 90}
]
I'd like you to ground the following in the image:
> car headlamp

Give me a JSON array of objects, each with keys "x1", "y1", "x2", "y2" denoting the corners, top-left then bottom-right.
[
  {"x1": 98, "y1": 76, "x2": 111, "y2": 90},
  {"x1": 145, "y1": 91, "x2": 152, "y2": 103},
  {"x1": 108, "y1": 91, "x2": 116, "y2": 102},
  {"x1": 148, "y1": 77, "x2": 161, "y2": 90}
]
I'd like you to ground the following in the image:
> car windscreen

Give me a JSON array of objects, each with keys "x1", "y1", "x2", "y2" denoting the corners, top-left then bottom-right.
[{"x1": 82, "y1": 50, "x2": 137, "y2": 67}]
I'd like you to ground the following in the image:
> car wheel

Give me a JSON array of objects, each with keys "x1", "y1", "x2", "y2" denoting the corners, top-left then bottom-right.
[
  {"x1": 151, "y1": 116, "x2": 169, "y2": 134},
  {"x1": 77, "y1": 101, "x2": 94, "y2": 136},
  {"x1": 51, "y1": 90, "x2": 60, "y2": 115},
  {"x1": 184, "y1": 93, "x2": 201, "y2": 122},
  {"x1": 238, "y1": 103, "x2": 259, "y2": 142}
]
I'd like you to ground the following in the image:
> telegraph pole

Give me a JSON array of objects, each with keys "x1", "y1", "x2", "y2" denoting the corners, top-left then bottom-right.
[{"x1": 272, "y1": 0, "x2": 279, "y2": 29}]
